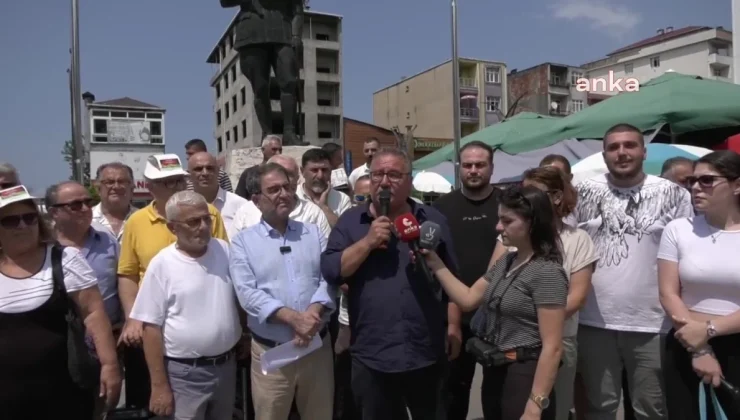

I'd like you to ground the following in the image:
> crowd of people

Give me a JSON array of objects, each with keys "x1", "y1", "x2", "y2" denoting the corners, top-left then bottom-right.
[{"x1": 0, "y1": 123, "x2": 739, "y2": 420}]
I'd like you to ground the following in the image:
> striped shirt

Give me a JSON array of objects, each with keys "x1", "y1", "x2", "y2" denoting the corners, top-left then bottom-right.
[
  {"x1": 186, "y1": 169, "x2": 233, "y2": 193},
  {"x1": 478, "y1": 252, "x2": 568, "y2": 351}
]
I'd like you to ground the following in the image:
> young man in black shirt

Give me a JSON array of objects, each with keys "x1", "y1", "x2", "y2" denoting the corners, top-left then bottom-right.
[{"x1": 432, "y1": 140, "x2": 499, "y2": 420}]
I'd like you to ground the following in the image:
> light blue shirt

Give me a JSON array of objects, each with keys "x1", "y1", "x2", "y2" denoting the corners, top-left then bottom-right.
[
  {"x1": 83, "y1": 224, "x2": 122, "y2": 325},
  {"x1": 230, "y1": 218, "x2": 335, "y2": 344}
]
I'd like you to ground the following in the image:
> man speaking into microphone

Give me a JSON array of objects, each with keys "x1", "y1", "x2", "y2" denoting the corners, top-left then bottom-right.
[{"x1": 321, "y1": 148, "x2": 459, "y2": 419}]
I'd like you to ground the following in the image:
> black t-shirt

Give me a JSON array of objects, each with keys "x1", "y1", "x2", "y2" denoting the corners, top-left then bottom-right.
[{"x1": 433, "y1": 188, "x2": 500, "y2": 321}]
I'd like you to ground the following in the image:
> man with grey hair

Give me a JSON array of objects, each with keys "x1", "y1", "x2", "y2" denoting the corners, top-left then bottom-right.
[
  {"x1": 232, "y1": 154, "x2": 331, "y2": 240},
  {"x1": 660, "y1": 156, "x2": 694, "y2": 187},
  {"x1": 131, "y1": 190, "x2": 242, "y2": 419},
  {"x1": 0, "y1": 162, "x2": 20, "y2": 189},
  {"x1": 92, "y1": 162, "x2": 136, "y2": 241},
  {"x1": 235, "y1": 135, "x2": 283, "y2": 200}
]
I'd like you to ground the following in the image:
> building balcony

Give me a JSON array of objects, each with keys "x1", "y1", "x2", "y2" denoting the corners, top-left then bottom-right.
[
  {"x1": 306, "y1": 38, "x2": 340, "y2": 51},
  {"x1": 460, "y1": 77, "x2": 477, "y2": 91},
  {"x1": 708, "y1": 53, "x2": 732, "y2": 68},
  {"x1": 549, "y1": 109, "x2": 569, "y2": 117},
  {"x1": 316, "y1": 72, "x2": 341, "y2": 83},
  {"x1": 317, "y1": 105, "x2": 341, "y2": 115},
  {"x1": 460, "y1": 107, "x2": 479, "y2": 121},
  {"x1": 710, "y1": 75, "x2": 732, "y2": 83}
]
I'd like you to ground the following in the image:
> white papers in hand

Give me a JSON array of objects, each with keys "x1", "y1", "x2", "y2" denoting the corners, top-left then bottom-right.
[{"x1": 260, "y1": 335, "x2": 322, "y2": 374}]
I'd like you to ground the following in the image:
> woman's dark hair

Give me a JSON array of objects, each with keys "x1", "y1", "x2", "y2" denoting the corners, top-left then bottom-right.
[
  {"x1": 0, "y1": 200, "x2": 54, "y2": 253},
  {"x1": 499, "y1": 185, "x2": 562, "y2": 264},
  {"x1": 695, "y1": 150, "x2": 740, "y2": 204},
  {"x1": 522, "y1": 166, "x2": 577, "y2": 219}
]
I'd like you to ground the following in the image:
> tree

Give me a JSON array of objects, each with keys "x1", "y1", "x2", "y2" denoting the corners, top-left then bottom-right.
[{"x1": 61, "y1": 139, "x2": 90, "y2": 185}]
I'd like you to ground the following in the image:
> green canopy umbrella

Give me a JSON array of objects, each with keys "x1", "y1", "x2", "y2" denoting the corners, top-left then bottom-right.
[
  {"x1": 413, "y1": 112, "x2": 559, "y2": 171},
  {"x1": 510, "y1": 72, "x2": 740, "y2": 153}
]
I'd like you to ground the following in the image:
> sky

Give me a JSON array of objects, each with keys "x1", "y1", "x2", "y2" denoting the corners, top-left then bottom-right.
[{"x1": 0, "y1": 0, "x2": 732, "y2": 193}]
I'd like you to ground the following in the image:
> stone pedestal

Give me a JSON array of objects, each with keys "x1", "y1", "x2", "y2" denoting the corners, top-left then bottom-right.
[{"x1": 225, "y1": 145, "x2": 319, "y2": 186}]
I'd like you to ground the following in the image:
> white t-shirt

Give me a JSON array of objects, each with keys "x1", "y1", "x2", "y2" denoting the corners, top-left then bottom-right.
[
  {"x1": 0, "y1": 246, "x2": 98, "y2": 314},
  {"x1": 296, "y1": 182, "x2": 352, "y2": 218},
  {"x1": 130, "y1": 239, "x2": 242, "y2": 358},
  {"x1": 658, "y1": 215, "x2": 740, "y2": 316},
  {"x1": 574, "y1": 174, "x2": 694, "y2": 333}
]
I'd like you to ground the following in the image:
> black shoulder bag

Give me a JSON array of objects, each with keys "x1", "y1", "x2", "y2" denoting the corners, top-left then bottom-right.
[{"x1": 50, "y1": 245, "x2": 101, "y2": 389}]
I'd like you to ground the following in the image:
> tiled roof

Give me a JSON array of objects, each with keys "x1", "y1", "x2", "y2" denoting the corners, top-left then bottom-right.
[
  {"x1": 607, "y1": 26, "x2": 710, "y2": 56},
  {"x1": 95, "y1": 97, "x2": 161, "y2": 109}
]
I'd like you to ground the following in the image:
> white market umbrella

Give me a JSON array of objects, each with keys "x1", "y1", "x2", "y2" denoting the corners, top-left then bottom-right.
[
  {"x1": 571, "y1": 143, "x2": 713, "y2": 185},
  {"x1": 413, "y1": 171, "x2": 452, "y2": 193}
]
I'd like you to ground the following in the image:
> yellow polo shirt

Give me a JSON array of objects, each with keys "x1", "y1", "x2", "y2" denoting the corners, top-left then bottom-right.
[{"x1": 118, "y1": 202, "x2": 228, "y2": 283}]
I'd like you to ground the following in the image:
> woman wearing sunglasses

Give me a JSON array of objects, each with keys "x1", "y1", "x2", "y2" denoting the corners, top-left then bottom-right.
[
  {"x1": 659, "y1": 150, "x2": 740, "y2": 418},
  {"x1": 418, "y1": 185, "x2": 568, "y2": 420},
  {"x1": 0, "y1": 185, "x2": 119, "y2": 419}
]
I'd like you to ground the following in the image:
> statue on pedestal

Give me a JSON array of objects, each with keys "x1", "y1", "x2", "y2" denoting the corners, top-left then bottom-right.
[{"x1": 220, "y1": 0, "x2": 304, "y2": 145}]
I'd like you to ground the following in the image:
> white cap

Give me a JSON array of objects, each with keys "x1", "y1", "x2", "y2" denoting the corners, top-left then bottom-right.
[
  {"x1": 144, "y1": 154, "x2": 189, "y2": 180},
  {"x1": 0, "y1": 185, "x2": 36, "y2": 209}
]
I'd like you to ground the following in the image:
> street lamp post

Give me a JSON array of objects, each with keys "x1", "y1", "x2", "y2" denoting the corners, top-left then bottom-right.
[
  {"x1": 451, "y1": 0, "x2": 462, "y2": 189},
  {"x1": 70, "y1": 0, "x2": 84, "y2": 183},
  {"x1": 733, "y1": 0, "x2": 740, "y2": 83}
]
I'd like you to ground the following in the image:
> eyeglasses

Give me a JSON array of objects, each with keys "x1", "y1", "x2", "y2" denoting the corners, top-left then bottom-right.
[
  {"x1": 173, "y1": 214, "x2": 214, "y2": 229},
  {"x1": 0, "y1": 213, "x2": 38, "y2": 229},
  {"x1": 51, "y1": 198, "x2": 94, "y2": 211},
  {"x1": 190, "y1": 165, "x2": 218, "y2": 173},
  {"x1": 100, "y1": 179, "x2": 131, "y2": 188},
  {"x1": 685, "y1": 175, "x2": 732, "y2": 188},
  {"x1": 370, "y1": 171, "x2": 409, "y2": 183},
  {"x1": 354, "y1": 193, "x2": 370, "y2": 202},
  {"x1": 153, "y1": 178, "x2": 186, "y2": 189}
]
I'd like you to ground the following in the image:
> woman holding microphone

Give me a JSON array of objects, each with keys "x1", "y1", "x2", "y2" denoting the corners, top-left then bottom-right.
[{"x1": 417, "y1": 185, "x2": 567, "y2": 420}]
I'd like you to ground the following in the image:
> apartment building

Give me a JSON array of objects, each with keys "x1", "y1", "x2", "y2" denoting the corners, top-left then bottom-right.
[
  {"x1": 583, "y1": 26, "x2": 733, "y2": 97},
  {"x1": 373, "y1": 58, "x2": 508, "y2": 140},
  {"x1": 507, "y1": 62, "x2": 588, "y2": 117},
  {"x1": 206, "y1": 10, "x2": 343, "y2": 156}
]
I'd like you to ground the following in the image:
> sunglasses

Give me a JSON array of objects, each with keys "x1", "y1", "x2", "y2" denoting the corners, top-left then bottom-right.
[
  {"x1": 0, "y1": 182, "x2": 17, "y2": 190},
  {"x1": 0, "y1": 213, "x2": 39, "y2": 229},
  {"x1": 51, "y1": 198, "x2": 94, "y2": 211},
  {"x1": 354, "y1": 194, "x2": 370, "y2": 202},
  {"x1": 685, "y1": 175, "x2": 731, "y2": 188},
  {"x1": 173, "y1": 215, "x2": 214, "y2": 229}
]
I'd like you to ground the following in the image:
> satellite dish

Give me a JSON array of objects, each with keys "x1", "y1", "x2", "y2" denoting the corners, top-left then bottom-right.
[{"x1": 550, "y1": 102, "x2": 559, "y2": 110}]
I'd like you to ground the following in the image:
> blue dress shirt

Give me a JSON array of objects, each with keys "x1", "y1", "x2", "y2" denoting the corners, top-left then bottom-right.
[
  {"x1": 83, "y1": 225, "x2": 122, "y2": 325},
  {"x1": 320, "y1": 199, "x2": 459, "y2": 373},
  {"x1": 230, "y1": 219, "x2": 336, "y2": 344}
]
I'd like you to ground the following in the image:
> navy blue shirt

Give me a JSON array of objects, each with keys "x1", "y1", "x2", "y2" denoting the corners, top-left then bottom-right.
[{"x1": 320, "y1": 199, "x2": 459, "y2": 373}]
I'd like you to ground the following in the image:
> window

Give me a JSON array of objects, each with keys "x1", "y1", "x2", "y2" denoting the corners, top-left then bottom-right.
[
  {"x1": 232, "y1": 95, "x2": 237, "y2": 111},
  {"x1": 93, "y1": 119, "x2": 107, "y2": 134},
  {"x1": 233, "y1": 127, "x2": 238, "y2": 143},
  {"x1": 241, "y1": 119, "x2": 247, "y2": 139},
  {"x1": 231, "y1": 66, "x2": 236, "y2": 82},
  {"x1": 226, "y1": 131, "x2": 231, "y2": 142},
  {"x1": 318, "y1": 131, "x2": 333, "y2": 138},
  {"x1": 225, "y1": 73, "x2": 229, "y2": 90},
  {"x1": 216, "y1": 110, "x2": 222, "y2": 126},
  {"x1": 570, "y1": 72, "x2": 583, "y2": 85},
  {"x1": 713, "y1": 68, "x2": 722, "y2": 76},
  {"x1": 316, "y1": 33, "x2": 330, "y2": 41},
  {"x1": 241, "y1": 87, "x2": 246, "y2": 106},
  {"x1": 225, "y1": 103, "x2": 230, "y2": 119},
  {"x1": 650, "y1": 56, "x2": 660, "y2": 68},
  {"x1": 217, "y1": 137, "x2": 223, "y2": 152},
  {"x1": 485, "y1": 66, "x2": 501, "y2": 84},
  {"x1": 129, "y1": 112, "x2": 145, "y2": 119},
  {"x1": 485, "y1": 96, "x2": 500, "y2": 112},
  {"x1": 111, "y1": 111, "x2": 126, "y2": 118},
  {"x1": 216, "y1": 84, "x2": 221, "y2": 98},
  {"x1": 571, "y1": 99, "x2": 584, "y2": 113},
  {"x1": 624, "y1": 63, "x2": 634, "y2": 74},
  {"x1": 146, "y1": 113, "x2": 162, "y2": 119},
  {"x1": 317, "y1": 98, "x2": 332, "y2": 106}
]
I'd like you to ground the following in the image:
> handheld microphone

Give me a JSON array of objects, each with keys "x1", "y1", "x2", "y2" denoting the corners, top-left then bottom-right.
[
  {"x1": 394, "y1": 214, "x2": 441, "y2": 300},
  {"x1": 378, "y1": 188, "x2": 391, "y2": 217},
  {"x1": 419, "y1": 221, "x2": 442, "y2": 250}
]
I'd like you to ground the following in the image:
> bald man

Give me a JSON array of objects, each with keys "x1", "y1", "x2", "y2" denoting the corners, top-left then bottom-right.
[
  {"x1": 231, "y1": 155, "x2": 332, "y2": 240},
  {"x1": 188, "y1": 152, "x2": 249, "y2": 239}
]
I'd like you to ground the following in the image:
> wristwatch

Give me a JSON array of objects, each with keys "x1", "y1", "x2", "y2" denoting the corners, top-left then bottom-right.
[
  {"x1": 530, "y1": 393, "x2": 550, "y2": 409},
  {"x1": 707, "y1": 320, "x2": 717, "y2": 337}
]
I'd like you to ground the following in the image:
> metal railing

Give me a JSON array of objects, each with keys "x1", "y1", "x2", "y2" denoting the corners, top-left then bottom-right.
[
  {"x1": 460, "y1": 108, "x2": 479, "y2": 119},
  {"x1": 460, "y1": 77, "x2": 477, "y2": 89}
]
